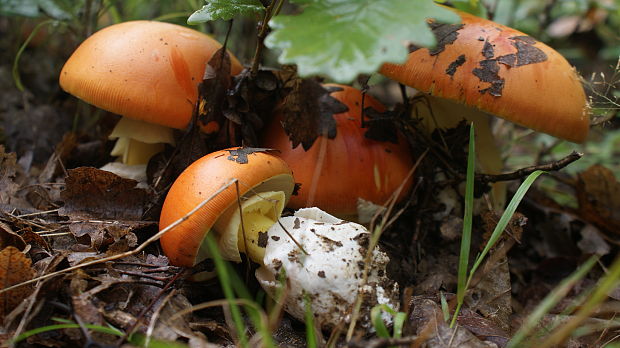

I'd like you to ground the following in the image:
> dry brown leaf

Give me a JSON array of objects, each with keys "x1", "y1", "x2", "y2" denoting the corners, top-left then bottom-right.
[
  {"x1": 0, "y1": 146, "x2": 21, "y2": 205},
  {"x1": 0, "y1": 246, "x2": 35, "y2": 322},
  {"x1": 59, "y1": 167, "x2": 149, "y2": 220},
  {"x1": 576, "y1": 165, "x2": 620, "y2": 234},
  {"x1": 278, "y1": 80, "x2": 347, "y2": 151},
  {"x1": 0, "y1": 221, "x2": 26, "y2": 251}
]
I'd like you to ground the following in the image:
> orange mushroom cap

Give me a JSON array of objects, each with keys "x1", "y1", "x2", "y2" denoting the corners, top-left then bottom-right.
[
  {"x1": 261, "y1": 84, "x2": 414, "y2": 220},
  {"x1": 380, "y1": 9, "x2": 589, "y2": 143},
  {"x1": 159, "y1": 148, "x2": 294, "y2": 267},
  {"x1": 59, "y1": 20, "x2": 243, "y2": 130}
]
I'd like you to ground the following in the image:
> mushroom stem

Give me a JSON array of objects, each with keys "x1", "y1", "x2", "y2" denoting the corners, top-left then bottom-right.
[
  {"x1": 108, "y1": 117, "x2": 176, "y2": 165},
  {"x1": 413, "y1": 95, "x2": 506, "y2": 210},
  {"x1": 213, "y1": 190, "x2": 287, "y2": 263}
]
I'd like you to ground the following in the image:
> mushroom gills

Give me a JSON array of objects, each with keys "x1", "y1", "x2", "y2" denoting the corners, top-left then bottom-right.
[
  {"x1": 215, "y1": 190, "x2": 286, "y2": 263},
  {"x1": 109, "y1": 117, "x2": 176, "y2": 165}
]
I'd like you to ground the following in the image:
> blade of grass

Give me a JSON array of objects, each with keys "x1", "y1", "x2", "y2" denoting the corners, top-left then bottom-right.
[
  {"x1": 539, "y1": 254, "x2": 620, "y2": 348},
  {"x1": 507, "y1": 255, "x2": 599, "y2": 348},
  {"x1": 304, "y1": 293, "x2": 318, "y2": 348},
  {"x1": 371, "y1": 304, "x2": 406, "y2": 343},
  {"x1": 205, "y1": 233, "x2": 248, "y2": 348},
  {"x1": 12, "y1": 19, "x2": 59, "y2": 91},
  {"x1": 12, "y1": 323, "x2": 123, "y2": 343},
  {"x1": 467, "y1": 170, "x2": 545, "y2": 282},
  {"x1": 451, "y1": 123, "x2": 476, "y2": 327}
]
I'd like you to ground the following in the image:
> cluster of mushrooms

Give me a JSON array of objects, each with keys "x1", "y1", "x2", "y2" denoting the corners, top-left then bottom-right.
[{"x1": 59, "y1": 8, "x2": 589, "y2": 330}]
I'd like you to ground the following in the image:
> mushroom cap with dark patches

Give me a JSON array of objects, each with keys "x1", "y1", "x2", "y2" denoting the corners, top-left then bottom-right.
[
  {"x1": 60, "y1": 21, "x2": 243, "y2": 129},
  {"x1": 380, "y1": 9, "x2": 589, "y2": 143}
]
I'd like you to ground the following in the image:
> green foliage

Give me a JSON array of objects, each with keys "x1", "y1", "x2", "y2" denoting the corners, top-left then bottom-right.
[
  {"x1": 370, "y1": 304, "x2": 405, "y2": 343},
  {"x1": 205, "y1": 233, "x2": 275, "y2": 348},
  {"x1": 188, "y1": 0, "x2": 264, "y2": 24},
  {"x1": 265, "y1": 0, "x2": 460, "y2": 83},
  {"x1": 437, "y1": 0, "x2": 487, "y2": 17},
  {"x1": 12, "y1": 320, "x2": 124, "y2": 343},
  {"x1": 452, "y1": 123, "x2": 546, "y2": 327},
  {"x1": 0, "y1": 0, "x2": 76, "y2": 19},
  {"x1": 507, "y1": 256, "x2": 598, "y2": 347}
]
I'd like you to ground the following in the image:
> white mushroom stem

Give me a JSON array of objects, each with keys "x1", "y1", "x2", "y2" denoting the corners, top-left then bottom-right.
[
  {"x1": 256, "y1": 207, "x2": 400, "y2": 330},
  {"x1": 412, "y1": 94, "x2": 506, "y2": 211},
  {"x1": 108, "y1": 117, "x2": 176, "y2": 165}
]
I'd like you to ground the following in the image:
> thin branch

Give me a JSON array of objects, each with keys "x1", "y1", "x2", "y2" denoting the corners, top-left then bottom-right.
[{"x1": 477, "y1": 151, "x2": 583, "y2": 183}]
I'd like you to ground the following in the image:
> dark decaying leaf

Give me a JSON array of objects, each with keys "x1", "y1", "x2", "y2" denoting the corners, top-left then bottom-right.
[
  {"x1": 408, "y1": 297, "x2": 496, "y2": 347},
  {"x1": 362, "y1": 107, "x2": 399, "y2": 143},
  {"x1": 196, "y1": 47, "x2": 233, "y2": 140},
  {"x1": 576, "y1": 165, "x2": 620, "y2": 234},
  {"x1": 59, "y1": 167, "x2": 149, "y2": 221},
  {"x1": 279, "y1": 79, "x2": 347, "y2": 150},
  {"x1": 0, "y1": 246, "x2": 35, "y2": 323},
  {"x1": 0, "y1": 221, "x2": 26, "y2": 251},
  {"x1": 224, "y1": 69, "x2": 283, "y2": 146},
  {"x1": 0, "y1": 146, "x2": 20, "y2": 206}
]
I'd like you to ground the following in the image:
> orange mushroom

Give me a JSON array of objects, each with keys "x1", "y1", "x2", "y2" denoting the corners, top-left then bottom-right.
[
  {"x1": 60, "y1": 21, "x2": 243, "y2": 165},
  {"x1": 261, "y1": 84, "x2": 414, "y2": 221},
  {"x1": 159, "y1": 147, "x2": 295, "y2": 267},
  {"x1": 380, "y1": 8, "x2": 589, "y2": 143},
  {"x1": 380, "y1": 9, "x2": 590, "y2": 210}
]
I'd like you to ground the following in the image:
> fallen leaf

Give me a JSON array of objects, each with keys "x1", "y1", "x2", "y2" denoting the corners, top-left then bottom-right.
[
  {"x1": 0, "y1": 146, "x2": 20, "y2": 205},
  {"x1": 0, "y1": 246, "x2": 35, "y2": 322},
  {"x1": 0, "y1": 221, "x2": 26, "y2": 251},
  {"x1": 576, "y1": 165, "x2": 620, "y2": 234},
  {"x1": 278, "y1": 80, "x2": 347, "y2": 150},
  {"x1": 59, "y1": 167, "x2": 149, "y2": 221}
]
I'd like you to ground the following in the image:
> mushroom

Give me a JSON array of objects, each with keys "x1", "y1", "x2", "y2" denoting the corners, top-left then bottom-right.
[
  {"x1": 380, "y1": 8, "x2": 589, "y2": 142},
  {"x1": 255, "y1": 207, "x2": 400, "y2": 330},
  {"x1": 379, "y1": 9, "x2": 590, "y2": 210},
  {"x1": 261, "y1": 84, "x2": 414, "y2": 222},
  {"x1": 158, "y1": 147, "x2": 295, "y2": 267},
  {"x1": 59, "y1": 21, "x2": 243, "y2": 166}
]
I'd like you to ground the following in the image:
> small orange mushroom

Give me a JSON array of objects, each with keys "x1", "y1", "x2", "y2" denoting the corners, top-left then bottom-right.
[
  {"x1": 60, "y1": 21, "x2": 243, "y2": 165},
  {"x1": 159, "y1": 147, "x2": 295, "y2": 267},
  {"x1": 261, "y1": 84, "x2": 414, "y2": 221}
]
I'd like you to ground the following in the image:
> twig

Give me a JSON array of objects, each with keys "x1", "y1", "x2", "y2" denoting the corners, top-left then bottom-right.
[
  {"x1": 250, "y1": 0, "x2": 284, "y2": 76},
  {"x1": 118, "y1": 269, "x2": 185, "y2": 345},
  {"x1": 0, "y1": 179, "x2": 238, "y2": 295},
  {"x1": 477, "y1": 151, "x2": 583, "y2": 183}
]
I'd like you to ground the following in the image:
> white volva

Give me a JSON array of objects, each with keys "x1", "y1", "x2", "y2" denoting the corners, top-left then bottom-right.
[{"x1": 256, "y1": 207, "x2": 400, "y2": 329}]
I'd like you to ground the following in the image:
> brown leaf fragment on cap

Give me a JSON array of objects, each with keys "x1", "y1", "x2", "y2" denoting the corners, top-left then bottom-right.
[
  {"x1": 279, "y1": 79, "x2": 347, "y2": 151},
  {"x1": 428, "y1": 23, "x2": 465, "y2": 55},
  {"x1": 473, "y1": 59, "x2": 504, "y2": 96},
  {"x1": 481, "y1": 40, "x2": 494, "y2": 59},
  {"x1": 225, "y1": 147, "x2": 273, "y2": 164},
  {"x1": 509, "y1": 36, "x2": 547, "y2": 66},
  {"x1": 445, "y1": 54, "x2": 467, "y2": 77}
]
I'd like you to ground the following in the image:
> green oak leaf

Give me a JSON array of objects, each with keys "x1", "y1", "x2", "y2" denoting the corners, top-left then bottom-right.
[
  {"x1": 266, "y1": 0, "x2": 461, "y2": 83},
  {"x1": 188, "y1": 0, "x2": 264, "y2": 24}
]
